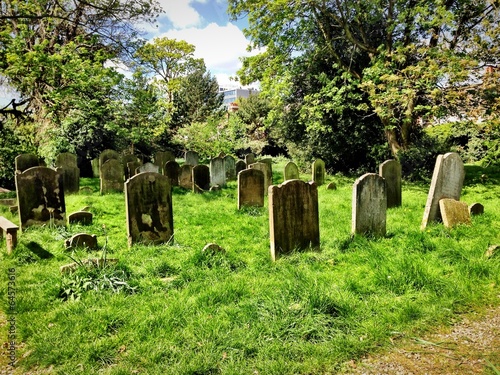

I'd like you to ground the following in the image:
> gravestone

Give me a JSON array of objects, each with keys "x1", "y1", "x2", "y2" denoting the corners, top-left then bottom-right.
[
  {"x1": 185, "y1": 150, "x2": 199, "y2": 166},
  {"x1": 125, "y1": 172, "x2": 173, "y2": 246},
  {"x1": 312, "y1": 158, "x2": 325, "y2": 186},
  {"x1": 469, "y1": 202, "x2": 484, "y2": 216},
  {"x1": 269, "y1": 180, "x2": 320, "y2": 261},
  {"x1": 439, "y1": 198, "x2": 471, "y2": 228},
  {"x1": 238, "y1": 169, "x2": 265, "y2": 209},
  {"x1": 100, "y1": 159, "x2": 123, "y2": 194},
  {"x1": 15, "y1": 153, "x2": 41, "y2": 172},
  {"x1": 249, "y1": 162, "x2": 272, "y2": 194},
  {"x1": 284, "y1": 161, "x2": 299, "y2": 181},
  {"x1": 91, "y1": 158, "x2": 100, "y2": 178},
  {"x1": 179, "y1": 164, "x2": 194, "y2": 189},
  {"x1": 56, "y1": 152, "x2": 80, "y2": 194},
  {"x1": 68, "y1": 211, "x2": 93, "y2": 225},
  {"x1": 210, "y1": 157, "x2": 226, "y2": 187},
  {"x1": 379, "y1": 159, "x2": 402, "y2": 208},
  {"x1": 122, "y1": 154, "x2": 139, "y2": 180},
  {"x1": 154, "y1": 151, "x2": 175, "y2": 174},
  {"x1": 421, "y1": 152, "x2": 465, "y2": 229},
  {"x1": 352, "y1": 173, "x2": 387, "y2": 237},
  {"x1": 245, "y1": 153, "x2": 255, "y2": 166},
  {"x1": 65, "y1": 233, "x2": 98, "y2": 250},
  {"x1": 127, "y1": 161, "x2": 142, "y2": 179},
  {"x1": 15, "y1": 167, "x2": 66, "y2": 230},
  {"x1": 99, "y1": 149, "x2": 120, "y2": 170},
  {"x1": 136, "y1": 162, "x2": 160, "y2": 174},
  {"x1": 224, "y1": 155, "x2": 236, "y2": 181},
  {"x1": 235, "y1": 160, "x2": 246, "y2": 175},
  {"x1": 164, "y1": 161, "x2": 181, "y2": 187},
  {"x1": 192, "y1": 165, "x2": 210, "y2": 193}
]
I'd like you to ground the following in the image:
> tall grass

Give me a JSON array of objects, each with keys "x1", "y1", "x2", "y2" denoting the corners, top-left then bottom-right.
[{"x1": 1, "y1": 161, "x2": 499, "y2": 374}]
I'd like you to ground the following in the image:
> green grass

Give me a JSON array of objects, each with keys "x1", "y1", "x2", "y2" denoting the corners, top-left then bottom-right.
[{"x1": 1, "y1": 161, "x2": 499, "y2": 374}]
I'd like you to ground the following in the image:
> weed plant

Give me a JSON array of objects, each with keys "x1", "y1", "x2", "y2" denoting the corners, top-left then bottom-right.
[{"x1": 0, "y1": 160, "x2": 499, "y2": 374}]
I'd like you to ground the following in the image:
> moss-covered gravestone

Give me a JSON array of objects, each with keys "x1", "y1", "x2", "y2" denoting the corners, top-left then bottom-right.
[
  {"x1": 193, "y1": 165, "x2": 210, "y2": 193},
  {"x1": 15, "y1": 153, "x2": 41, "y2": 172},
  {"x1": 249, "y1": 162, "x2": 272, "y2": 195},
  {"x1": 379, "y1": 159, "x2": 401, "y2": 208},
  {"x1": 352, "y1": 173, "x2": 387, "y2": 237},
  {"x1": 312, "y1": 158, "x2": 325, "y2": 186},
  {"x1": 100, "y1": 159, "x2": 123, "y2": 194},
  {"x1": 179, "y1": 164, "x2": 194, "y2": 189},
  {"x1": 284, "y1": 161, "x2": 299, "y2": 181},
  {"x1": 210, "y1": 156, "x2": 226, "y2": 187},
  {"x1": 238, "y1": 169, "x2": 264, "y2": 209},
  {"x1": 56, "y1": 152, "x2": 80, "y2": 194},
  {"x1": 164, "y1": 161, "x2": 181, "y2": 187}
]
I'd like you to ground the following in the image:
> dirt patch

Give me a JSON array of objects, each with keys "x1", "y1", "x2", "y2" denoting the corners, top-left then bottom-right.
[{"x1": 343, "y1": 305, "x2": 500, "y2": 375}]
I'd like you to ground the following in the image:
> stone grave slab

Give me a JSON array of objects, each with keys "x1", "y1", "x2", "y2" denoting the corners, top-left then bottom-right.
[
  {"x1": 65, "y1": 233, "x2": 98, "y2": 250},
  {"x1": 352, "y1": 173, "x2": 387, "y2": 237},
  {"x1": 238, "y1": 169, "x2": 265, "y2": 209},
  {"x1": 379, "y1": 159, "x2": 401, "y2": 208},
  {"x1": 122, "y1": 154, "x2": 139, "y2": 180},
  {"x1": 245, "y1": 153, "x2": 255, "y2": 165},
  {"x1": 100, "y1": 159, "x2": 124, "y2": 194},
  {"x1": 99, "y1": 149, "x2": 120, "y2": 170},
  {"x1": 469, "y1": 202, "x2": 484, "y2": 216},
  {"x1": 284, "y1": 161, "x2": 299, "y2": 181},
  {"x1": 164, "y1": 160, "x2": 181, "y2": 187},
  {"x1": 210, "y1": 157, "x2": 226, "y2": 187},
  {"x1": 154, "y1": 151, "x2": 175, "y2": 174},
  {"x1": 439, "y1": 198, "x2": 471, "y2": 228},
  {"x1": 224, "y1": 155, "x2": 236, "y2": 181},
  {"x1": 136, "y1": 162, "x2": 160, "y2": 174},
  {"x1": 312, "y1": 158, "x2": 325, "y2": 186},
  {"x1": 56, "y1": 152, "x2": 80, "y2": 194},
  {"x1": 68, "y1": 211, "x2": 93, "y2": 225},
  {"x1": 185, "y1": 150, "x2": 199, "y2": 166},
  {"x1": 15, "y1": 153, "x2": 41, "y2": 172},
  {"x1": 235, "y1": 160, "x2": 246, "y2": 175},
  {"x1": 193, "y1": 165, "x2": 210, "y2": 193},
  {"x1": 179, "y1": 164, "x2": 194, "y2": 189},
  {"x1": 249, "y1": 162, "x2": 272, "y2": 194}
]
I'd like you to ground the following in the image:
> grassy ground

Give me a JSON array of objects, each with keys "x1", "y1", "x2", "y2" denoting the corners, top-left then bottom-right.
[{"x1": 1, "y1": 159, "x2": 499, "y2": 374}]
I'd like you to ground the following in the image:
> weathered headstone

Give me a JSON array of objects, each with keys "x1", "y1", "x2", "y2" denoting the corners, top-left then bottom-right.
[
  {"x1": 125, "y1": 172, "x2": 173, "y2": 246},
  {"x1": 15, "y1": 153, "x2": 40, "y2": 172},
  {"x1": 238, "y1": 169, "x2": 265, "y2": 209},
  {"x1": 65, "y1": 233, "x2": 98, "y2": 250},
  {"x1": 245, "y1": 153, "x2": 255, "y2": 166},
  {"x1": 210, "y1": 157, "x2": 226, "y2": 187},
  {"x1": 15, "y1": 167, "x2": 66, "y2": 230},
  {"x1": 136, "y1": 162, "x2": 160, "y2": 174},
  {"x1": 99, "y1": 149, "x2": 120, "y2": 170},
  {"x1": 284, "y1": 161, "x2": 299, "y2": 181},
  {"x1": 91, "y1": 158, "x2": 100, "y2": 178},
  {"x1": 352, "y1": 173, "x2": 387, "y2": 237},
  {"x1": 185, "y1": 150, "x2": 199, "y2": 166},
  {"x1": 100, "y1": 159, "x2": 124, "y2": 194},
  {"x1": 469, "y1": 202, "x2": 484, "y2": 216},
  {"x1": 179, "y1": 164, "x2": 194, "y2": 189},
  {"x1": 122, "y1": 154, "x2": 139, "y2": 180},
  {"x1": 192, "y1": 165, "x2": 210, "y2": 193},
  {"x1": 235, "y1": 160, "x2": 246, "y2": 175},
  {"x1": 439, "y1": 198, "x2": 471, "y2": 228},
  {"x1": 224, "y1": 155, "x2": 236, "y2": 181},
  {"x1": 249, "y1": 162, "x2": 272, "y2": 194},
  {"x1": 154, "y1": 151, "x2": 175, "y2": 174},
  {"x1": 379, "y1": 159, "x2": 402, "y2": 208},
  {"x1": 56, "y1": 152, "x2": 80, "y2": 194},
  {"x1": 127, "y1": 161, "x2": 142, "y2": 179},
  {"x1": 269, "y1": 180, "x2": 320, "y2": 261},
  {"x1": 326, "y1": 182, "x2": 337, "y2": 190},
  {"x1": 311, "y1": 158, "x2": 325, "y2": 186},
  {"x1": 68, "y1": 211, "x2": 93, "y2": 225},
  {"x1": 164, "y1": 161, "x2": 181, "y2": 187},
  {"x1": 421, "y1": 152, "x2": 465, "y2": 229}
]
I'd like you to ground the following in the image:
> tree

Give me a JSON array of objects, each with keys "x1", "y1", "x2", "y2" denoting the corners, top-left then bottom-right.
[{"x1": 228, "y1": 0, "x2": 500, "y2": 156}]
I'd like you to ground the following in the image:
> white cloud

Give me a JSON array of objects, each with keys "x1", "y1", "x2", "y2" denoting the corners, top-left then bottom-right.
[{"x1": 157, "y1": 0, "x2": 202, "y2": 28}]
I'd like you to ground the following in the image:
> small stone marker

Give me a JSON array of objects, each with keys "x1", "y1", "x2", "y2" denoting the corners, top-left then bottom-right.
[
  {"x1": 326, "y1": 182, "x2": 337, "y2": 190},
  {"x1": 439, "y1": 199, "x2": 471, "y2": 228},
  {"x1": 91, "y1": 158, "x2": 99, "y2": 178},
  {"x1": 185, "y1": 150, "x2": 199, "y2": 166},
  {"x1": 312, "y1": 159, "x2": 325, "y2": 186},
  {"x1": 469, "y1": 202, "x2": 484, "y2": 216},
  {"x1": 56, "y1": 152, "x2": 80, "y2": 194},
  {"x1": 421, "y1": 152, "x2": 465, "y2": 229},
  {"x1": 284, "y1": 161, "x2": 299, "y2": 181},
  {"x1": 15, "y1": 167, "x2": 66, "y2": 230},
  {"x1": 15, "y1": 153, "x2": 41, "y2": 172},
  {"x1": 100, "y1": 159, "x2": 123, "y2": 194},
  {"x1": 379, "y1": 159, "x2": 401, "y2": 208},
  {"x1": 269, "y1": 180, "x2": 320, "y2": 261},
  {"x1": 202, "y1": 243, "x2": 225, "y2": 254},
  {"x1": 193, "y1": 165, "x2": 210, "y2": 193},
  {"x1": 249, "y1": 162, "x2": 272, "y2": 194},
  {"x1": 65, "y1": 233, "x2": 98, "y2": 250},
  {"x1": 125, "y1": 172, "x2": 173, "y2": 246},
  {"x1": 210, "y1": 157, "x2": 226, "y2": 187},
  {"x1": 79, "y1": 186, "x2": 93, "y2": 195},
  {"x1": 238, "y1": 169, "x2": 265, "y2": 209},
  {"x1": 235, "y1": 160, "x2": 246, "y2": 175},
  {"x1": 352, "y1": 173, "x2": 387, "y2": 237},
  {"x1": 68, "y1": 211, "x2": 93, "y2": 225},
  {"x1": 224, "y1": 155, "x2": 236, "y2": 181},
  {"x1": 179, "y1": 164, "x2": 194, "y2": 189},
  {"x1": 164, "y1": 161, "x2": 181, "y2": 187},
  {"x1": 154, "y1": 150, "x2": 175, "y2": 174},
  {"x1": 485, "y1": 245, "x2": 499, "y2": 258},
  {"x1": 136, "y1": 162, "x2": 160, "y2": 174},
  {"x1": 245, "y1": 153, "x2": 255, "y2": 166}
]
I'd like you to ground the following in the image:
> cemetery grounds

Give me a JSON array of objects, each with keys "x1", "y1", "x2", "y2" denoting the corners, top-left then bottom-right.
[{"x1": 0, "y1": 158, "x2": 499, "y2": 374}]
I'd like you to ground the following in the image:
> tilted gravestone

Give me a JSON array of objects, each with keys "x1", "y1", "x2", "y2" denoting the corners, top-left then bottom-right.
[
  {"x1": 65, "y1": 233, "x2": 98, "y2": 251},
  {"x1": 68, "y1": 211, "x2": 93, "y2": 225},
  {"x1": 125, "y1": 172, "x2": 173, "y2": 246},
  {"x1": 421, "y1": 152, "x2": 465, "y2": 229},
  {"x1": 245, "y1": 153, "x2": 255, "y2": 166},
  {"x1": 185, "y1": 150, "x2": 199, "y2": 166},
  {"x1": 224, "y1": 155, "x2": 236, "y2": 181},
  {"x1": 249, "y1": 162, "x2": 272, "y2": 194},
  {"x1": 56, "y1": 152, "x2": 80, "y2": 194},
  {"x1": 284, "y1": 161, "x2": 299, "y2": 181},
  {"x1": 164, "y1": 161, "x2": 181, "y2": 187},
  {"x1": 154, "y1": 151, "x2": 175, "y2": 175},
  {"x1": 192, "y1": 165, "x2": 210, "y2": 193},
  {"x1": 210, "y1": 157, "x2": 226, "y2": 187},
  {"x1": 100, "y1": 159, "x2": 124, "y2": 194},
  {"x1": 122, "y1": 154, "x2": 139, "y2": 180},
  {"x1": 269, "y1": 180, "x2": 320, "y2": 261},
  {"x1": 238, "y1": 169, "x2": 265, "y2": 209},
  {"x1": 235, "y1": 160, "x2": 246, "y2": 175},
  {"x1": 15, "y1": 153, "x2": 41, "y2": 172},
  {"x1": 311, "y1": 158, "x2": 325, "y2": 186},
  {"x1": 439, "y1": 198, "x2": 471, "y2": 228},
  {"x1": 379, "y1": 159, "x2": 402, "y2": 208},
  {"x1": 136, "y1": 162, "x2": 160, "y2": 174},
  {"x1": 352, "y1": 173, "x2": 387, "y2": 237},
  {"x1": 179, "y1": 164, "x2": 194, "y2": 189},
  {"x1": 15, "y1": 167, "x2": 66, "y2": 230}
]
